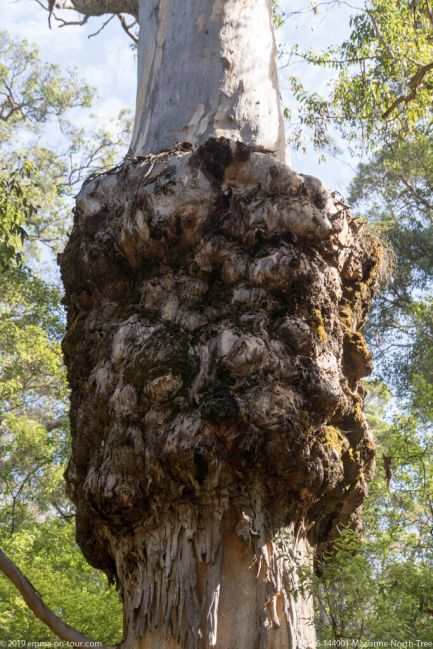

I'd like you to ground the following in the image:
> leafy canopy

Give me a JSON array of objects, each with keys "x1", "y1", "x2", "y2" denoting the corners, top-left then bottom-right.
[
  {"x1": 288, "y1": 0, "x2": 433, "y2": 150},
  {"x1": 0, "y1": 163, "x2": 38, "y2": 272}
]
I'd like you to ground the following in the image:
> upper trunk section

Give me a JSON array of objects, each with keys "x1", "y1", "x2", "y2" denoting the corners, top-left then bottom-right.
[{"x1": 129, "y1": 0, "x2": 287, "y2": 161}]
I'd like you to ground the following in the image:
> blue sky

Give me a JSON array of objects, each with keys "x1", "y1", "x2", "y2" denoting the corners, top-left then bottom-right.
[
  {"x1": 2, "y1": 0, "x2": 362, "y2": 194},
  {"x1": 2, "y1": 0, "x2": 136, "y2": 125}
]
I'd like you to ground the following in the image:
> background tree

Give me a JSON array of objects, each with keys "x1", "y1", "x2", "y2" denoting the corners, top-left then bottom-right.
[
  {"x1": 287, "y1": 0, "x2": 433, "y2": 150},
  {"x1": 0, "y1": 163, "x2": 37, "y2": 272}
]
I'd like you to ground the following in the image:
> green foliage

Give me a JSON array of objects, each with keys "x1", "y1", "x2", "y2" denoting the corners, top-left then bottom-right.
[
  {"x1": 314, "y1": 534, "x2": 433, "y2": 640},
  {"x1": 287, "y1": 385, "x2": 433, "y2": 641},
  {"x1": 272, "y1": 1, "x2": 286, "y2": 28},
  {"x1": 316, "y1": 390, "x2": 433, "y2": 639},
  {"x1": 0, "y1": 31, "x2": 131, "y2": 254},
  {"x1": 0, "y1": 264, "x2": 123, "y2": 642},
  {"x1": 0, "y1": 31, "x2": 92, "y2": 140},
  {"x1": 0, "y1": 163, "x2": 38, "y2": 272},
  {"x1": 0, "y1": 520, "x2": 122, "y2": 643},
  {"x1": 288, "y1": 0, "x2": 433, "y2": 150},
  {"x1": 347, "y1": 135, "x2": 433, "y2": 413},
  {"x1": 0, "y1": 269, "x2": 65, "y2": 411},
  {"x1": 5, "y1": 109, "x2": 131, "y2": 254}
]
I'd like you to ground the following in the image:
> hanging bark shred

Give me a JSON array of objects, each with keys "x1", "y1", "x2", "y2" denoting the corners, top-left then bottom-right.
[{"x1": 59, "y1": 138, "x2": 382, "y2": 649}]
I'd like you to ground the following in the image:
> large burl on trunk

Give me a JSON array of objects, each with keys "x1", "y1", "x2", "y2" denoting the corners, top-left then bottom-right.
[{"x1": 60, "y1": 139, "x2": 381, "y2": 649}]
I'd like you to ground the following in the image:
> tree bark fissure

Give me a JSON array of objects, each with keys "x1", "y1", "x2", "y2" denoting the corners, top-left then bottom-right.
[{"x1": 60, "y1": 138, "x2": 381, "y2": 649}]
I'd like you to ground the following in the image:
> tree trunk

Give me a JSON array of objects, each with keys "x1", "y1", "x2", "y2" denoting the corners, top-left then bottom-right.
[
  {"x1": 60, "y1": 140, "x2": 381, "y2": 649},
  {"x1": 55, "y1": 2, "x2": 379, "y2": 648},
  {"x1": 129, "y1": 0, "x2": 287, "y2": 161},
  {"x1": 134, "y1": 508, "x2": 316, "y2": 649}
]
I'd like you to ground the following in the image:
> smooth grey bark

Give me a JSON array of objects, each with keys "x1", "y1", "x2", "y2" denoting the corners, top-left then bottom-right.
[
  {"x1": 130, "y1": 0, "x2": 287, "y2": 161},
  {"x1": 50, "y1": 0, "x2": 287, "y2": 160}
]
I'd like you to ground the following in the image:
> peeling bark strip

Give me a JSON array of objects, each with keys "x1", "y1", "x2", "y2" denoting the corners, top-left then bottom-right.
[
  {"x1": 130, "y1": 0, "x2": 287, "y2": 161},
  {"x1": 60, "y1": 139, "x2": 381, "y2": 649}
]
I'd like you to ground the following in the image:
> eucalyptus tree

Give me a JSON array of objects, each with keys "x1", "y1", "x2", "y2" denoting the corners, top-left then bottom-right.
[
  {"x1": 2, "y1": 2, "x2": 382, "y2": 648},
  {"x1": 287, "y1": 0, "x2": 433, "y2": 150}
]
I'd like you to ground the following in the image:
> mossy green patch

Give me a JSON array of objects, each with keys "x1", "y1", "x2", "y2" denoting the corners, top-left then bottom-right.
[
  {"x1": 324, "y1": 425, "x2": 349, "y2": 454},
  {"x1": 339, "y1": 303, "x2": 353, "y2": 331},
  {"x1": 310, "y1": 308, "x2": 328, "y2": 342}
]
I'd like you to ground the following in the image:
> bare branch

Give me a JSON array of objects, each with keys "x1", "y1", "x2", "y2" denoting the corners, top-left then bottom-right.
[
  {"x1": 52, "y1": 502, "x2": 76, "y2": 521},
  {"x1": 0, "y1": 549, "x2": 116, "y2": 648},
  {"x1": 367, "y1": 9, "x2": 400, "y2": 62},
  {"x1": 55, "y1": 13, "x2": 90, "y2": 27},
  {"x1": 397, "y1": 172, "x2": 433, "y2": 218},
  {"x1": 423, "y1": 607, "x2": 433, "y2": 617},
  {"x1": 9, "y1": 461, "x2": 49, "y2": 534},
  {"x1": 426, "y1": 0, "x2": 433, "y2": 27},
  {"x1": 34, "y1": 0, "x2": 138, "y2": 39},
  {"x1": 117, "y1": 14, "x2": 139, "y2": 43},
  {"x1": 88, "y1": 13, "x2": 115, "y2": 38},
  {"x1": 33, "y1": 0, "x2": 138, "y2": 25}
]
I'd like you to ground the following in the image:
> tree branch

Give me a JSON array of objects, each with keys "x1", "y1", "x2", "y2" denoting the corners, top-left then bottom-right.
[
  {"x1": 51, "y1": 0, "x2": 138, "y2": 17},
  {"x1": 0, "y1": 549, "x2": 116, "y2": 648},
  {"x1": 397, "y1": 172, "x2": 433, "y2": 219},
  {"x1": 44, "y1": 415, "x2": 68, "y2": 431},
  {"x1": 426, "y1": 0, "x2": 433, "y2": 27},
  {"x1": 9, "y1": 461, "x2": 49, "y2": 534},
  {"x1": 117, "y1": 14, "x2": 139, "y2": 43},
  {"x1": 35, "y1": 0, "x2": 139, "y2": 38},
  {"x1": 382, "y1": 61, "x2": 433, "y2": 119},
  {"x1": 422, "y1": 607, "x2": 433, "y2": 617},
  {"x1": 88, "y1": 13, "x2": 116, "y2": 38}
]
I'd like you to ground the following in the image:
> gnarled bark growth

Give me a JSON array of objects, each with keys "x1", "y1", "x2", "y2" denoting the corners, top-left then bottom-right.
[{"x1": 60, "y1": 138, "x2": 381, "y2": 649}]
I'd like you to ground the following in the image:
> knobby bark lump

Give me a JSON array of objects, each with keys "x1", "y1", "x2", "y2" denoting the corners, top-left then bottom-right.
[{"x1": 60, "y1": 138, "x2": 381, "y2": 649}]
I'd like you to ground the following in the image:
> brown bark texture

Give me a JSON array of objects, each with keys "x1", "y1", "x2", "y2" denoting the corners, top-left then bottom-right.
[{"x1": 60, "y1": 138, "x2": 381, "y2": 649}]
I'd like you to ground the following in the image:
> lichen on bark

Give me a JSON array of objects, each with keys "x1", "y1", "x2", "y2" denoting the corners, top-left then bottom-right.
[{"x1": 60, "y1": 138, "x2": 381, "y2": 649}]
